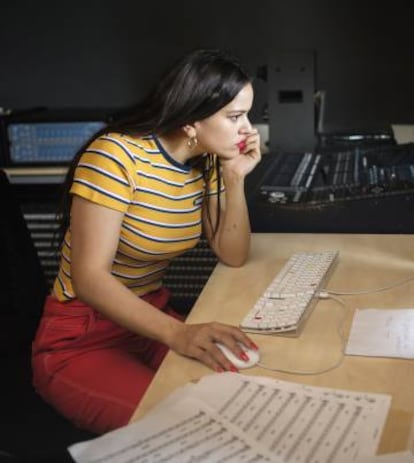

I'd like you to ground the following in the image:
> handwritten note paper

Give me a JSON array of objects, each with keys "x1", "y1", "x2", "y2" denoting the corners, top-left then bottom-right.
[{"x1": 346, "y1": 309, "x2": 414, "y2": 359}]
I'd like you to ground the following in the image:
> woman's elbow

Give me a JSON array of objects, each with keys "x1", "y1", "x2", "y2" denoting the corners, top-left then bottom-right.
[
  {"x1": 71, "y1": 266, "x2": 99, "y2": 302},
  {"x1": 71, "y1": 273, "x2": 89, "y2": 302},
  {"x1": 219, "y1": 254, "x2": 248, "y2": 268}
]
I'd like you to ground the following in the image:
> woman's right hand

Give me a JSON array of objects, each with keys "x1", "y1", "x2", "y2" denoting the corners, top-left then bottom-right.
[{"x1": 169, "y1": 321, "x2": 258, "y2": 372}]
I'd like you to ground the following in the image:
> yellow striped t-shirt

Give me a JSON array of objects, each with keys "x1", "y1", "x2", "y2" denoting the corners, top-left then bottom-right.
[{"x1": 53, "y1": 132, "x2": 221, "y2": 301}]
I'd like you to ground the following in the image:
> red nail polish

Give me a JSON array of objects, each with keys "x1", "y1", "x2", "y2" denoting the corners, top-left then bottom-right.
[
  {"x1": 240, "y1": 352, "x2": 249, "y2": 361},
  {"x1": 229, "y1": 365, "x2": 239, "y2": 373}
]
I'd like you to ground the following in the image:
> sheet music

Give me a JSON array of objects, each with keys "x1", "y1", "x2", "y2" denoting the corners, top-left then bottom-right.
[
  {"x1": 68, "y1": 396, "x2": 278, "y2": 463},
  {"x1": 346, "y1": 309, "x2": 414, "y2": 359},
  {"x1": 187, "y1": 373, "x2": 391, "y2": 463},
  {"x1": 69, "y1": 373, "x2": 391, "y2": 463}
]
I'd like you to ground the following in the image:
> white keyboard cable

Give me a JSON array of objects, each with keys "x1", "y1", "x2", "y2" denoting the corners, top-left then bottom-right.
[
  {"x1": 256, "y1": 273, "x2": 414, "y2": 375},
  {"x1": 256, "y1": 292, "x2": 349, "y2": 376},
  {"x1": 325, "y1": 274, "x2": 414, "y2": 296}
]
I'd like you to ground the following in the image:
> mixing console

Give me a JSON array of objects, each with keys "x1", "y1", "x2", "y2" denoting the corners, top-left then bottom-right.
[{"x1": 255, "y1": 143, "x2": 414, "y2": 206}]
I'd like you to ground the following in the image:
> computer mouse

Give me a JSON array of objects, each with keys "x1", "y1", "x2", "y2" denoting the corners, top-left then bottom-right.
[{"x1": 215, "y1": 342, "x2": 260, "y2": 369}]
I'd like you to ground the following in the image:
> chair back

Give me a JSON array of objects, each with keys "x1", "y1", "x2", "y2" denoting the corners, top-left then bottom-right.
[{"x1": 0, "y1": 169, "x2": 48, "y2": 354}]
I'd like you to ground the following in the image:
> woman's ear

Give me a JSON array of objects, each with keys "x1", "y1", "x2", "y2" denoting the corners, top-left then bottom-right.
[{"x1": 182, "y1": 124, "x2": 197, "y2": 139}]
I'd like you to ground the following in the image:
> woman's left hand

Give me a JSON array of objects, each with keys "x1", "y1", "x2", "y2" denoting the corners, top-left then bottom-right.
[{"x1": 221, "y1": 129, "x2": 261, "y2": 179}]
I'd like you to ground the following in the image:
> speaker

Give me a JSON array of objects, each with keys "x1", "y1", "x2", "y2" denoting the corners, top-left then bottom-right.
[{"x1": 268, "y1": 50, "x2": 316, "y2": 153}]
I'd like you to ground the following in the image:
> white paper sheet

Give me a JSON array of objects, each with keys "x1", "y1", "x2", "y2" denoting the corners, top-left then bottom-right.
[
  {"x1": 191, "y1": 373, "x2": 391, "y2": 463},
  {"x1": 346, "y1": 309, "x2": 414, "y2": 359},
  {"x1": 68, "y1": 373, "x2": 392, "y2": 463},
  {"x1": 69, "y1": 396, "x2": 277, "y2": 463}
]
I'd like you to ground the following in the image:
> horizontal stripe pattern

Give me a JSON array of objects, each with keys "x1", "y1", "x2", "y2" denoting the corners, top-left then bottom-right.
[{"x1": 53, "y1": 133, "x2": 222, "y2": 301}]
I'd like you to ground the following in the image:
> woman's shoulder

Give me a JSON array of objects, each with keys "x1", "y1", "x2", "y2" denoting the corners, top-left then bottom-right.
[
  {"x1": 93, "y1": 131, "x2": 153, "y2": 149},
  {"x1": 85, "y1": 132, "x2": 160, "y2": 163},
  {"x1": 107, "y1": 132, "x2": 162, "y2": 157}
]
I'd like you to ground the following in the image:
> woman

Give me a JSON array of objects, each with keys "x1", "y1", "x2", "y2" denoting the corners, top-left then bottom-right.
[{"x1": 32, "y1": 48, "x2": 261, "y2": 433}]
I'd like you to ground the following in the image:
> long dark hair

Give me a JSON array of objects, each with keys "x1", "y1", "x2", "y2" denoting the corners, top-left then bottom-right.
[{"x1": 57, "y1": 48, "x2": 251, "y2": 243}]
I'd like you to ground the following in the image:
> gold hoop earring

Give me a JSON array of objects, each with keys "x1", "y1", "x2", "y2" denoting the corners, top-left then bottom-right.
[{"x1": 187, "y1": 136, "x2": 198, "y2": 149}]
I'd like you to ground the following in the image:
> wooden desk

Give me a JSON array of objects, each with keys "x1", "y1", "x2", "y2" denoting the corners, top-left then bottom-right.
[{"x1": 131, "y1": 233, "x2": 414, "y2": 454}]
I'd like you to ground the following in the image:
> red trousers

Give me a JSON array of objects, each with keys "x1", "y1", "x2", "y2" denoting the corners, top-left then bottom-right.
[{"x1": 32, "y1": 287, "x2": 180, "y2": 434}]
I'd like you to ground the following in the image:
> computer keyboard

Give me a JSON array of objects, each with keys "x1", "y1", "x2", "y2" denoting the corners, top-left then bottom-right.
[{"x1": 240, "y1": 250, "x2": 338, "y2": 336}]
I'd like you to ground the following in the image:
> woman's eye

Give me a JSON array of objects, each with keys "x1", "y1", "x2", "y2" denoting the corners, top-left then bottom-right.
[{"x1": 230, "y1": 115, "x2": 240, "y2": 122}]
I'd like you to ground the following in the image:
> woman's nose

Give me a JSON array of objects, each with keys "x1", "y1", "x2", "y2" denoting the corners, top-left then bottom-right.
[{"x1": 240, "y1": 118, "x2": 252, "y2": 133}]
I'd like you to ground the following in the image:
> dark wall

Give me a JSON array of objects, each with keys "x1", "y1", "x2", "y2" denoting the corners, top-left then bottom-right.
[{"x1": 1, "y1": 1, "x2": 413, "y2": 132}]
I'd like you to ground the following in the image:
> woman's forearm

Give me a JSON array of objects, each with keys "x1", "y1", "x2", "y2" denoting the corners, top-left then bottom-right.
[
  {"x1": 72, "y1": 267, "x2": 183, "y2": 345},
  {"x1": 212, "y1": 172, "x2": 251, "y2": 266},
  {"x1": 71, "y1": 265, "x2": 257, "y2": 373}
]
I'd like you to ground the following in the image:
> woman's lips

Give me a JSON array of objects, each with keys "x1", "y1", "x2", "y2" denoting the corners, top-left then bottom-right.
[{"x1": 237, "y1": 140, "x2": 247, "y2": 151}]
